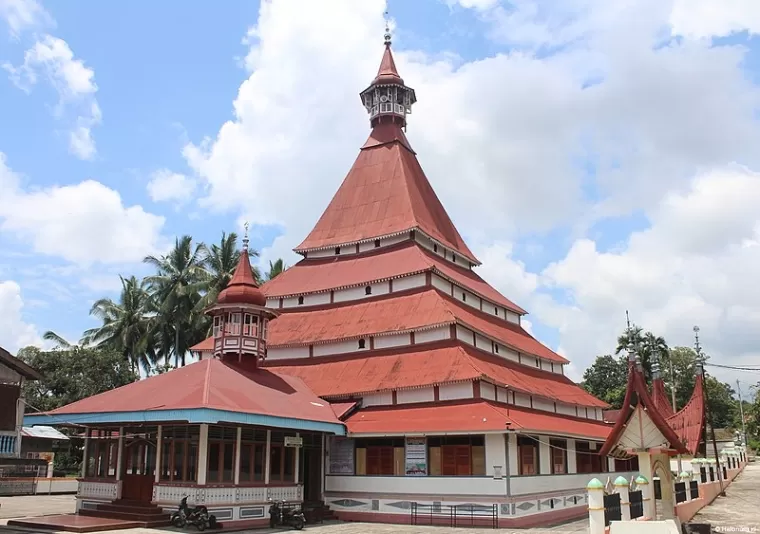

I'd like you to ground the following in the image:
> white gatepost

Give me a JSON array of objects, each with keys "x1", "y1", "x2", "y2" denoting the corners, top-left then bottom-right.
[
  {"x1": 116, "y1": 427, "x2": 124, "y2": 481},
  {"x1": 680, "y1": 471, "x2": 691, "y2": 501},
  {"x1": 587, "y1": 478, "x2": 605, "y2": 534},
  {"x1": 636, "y1": 475, "x2": 655, "y2": 520},
  {"x1": 614, "y1": 476, "x2": 631, "y2": 521}
]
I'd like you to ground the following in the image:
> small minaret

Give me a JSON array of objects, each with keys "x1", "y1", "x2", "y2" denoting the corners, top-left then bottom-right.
[
  {"x1": 205, "y1": 224, "x2": 277, "y2": 366},
  {"x1": 359, "y1": 16, "x2": 417, "y2": 129}
]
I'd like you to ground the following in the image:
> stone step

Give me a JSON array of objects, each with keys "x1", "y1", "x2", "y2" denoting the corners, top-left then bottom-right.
[{"x1": 79, "y1": 509, "x2": 171, "y2": 523}]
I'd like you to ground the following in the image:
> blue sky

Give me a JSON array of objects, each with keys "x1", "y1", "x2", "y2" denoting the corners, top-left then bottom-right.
[{"x1": 2, "y1": 0, "x2": 760, "y2": 387}]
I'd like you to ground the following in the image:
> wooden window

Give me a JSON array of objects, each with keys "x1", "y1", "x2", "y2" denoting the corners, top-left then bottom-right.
[
  {"x1": 433, "y1": 244, "x2": 438, "y2": 253},
  {"x1": 374, "y1": 239, "x2": 380, "y2": 248},
  {"x1": 550, "y1": 439, "x2": 567, "y2": 474},
  {"x1": 262, "y1": 319, "x2": 268, "y2": 340},
  {"x1": 494, "y1": 307, "x2": 498, "y2": 315},
  {"x1": 427, "y1": 436, "x2": 485, "y2": 477},
  {"x1": 86, "y1": 430, "x2": 118, "y2": 478},
  {"x1": 575, "y1": 441, "x2": 602, "y2": 474},
  {"x1": 462, "y1": 292, "x2": 466, "y2": 302},
  {"x1": 365, "y1": 286, "x2": 372, "y2": 295},
  {"x1": 225, "y1": 313, "x2": 241, "y2": 335},
  {"x1": 207, "y1": 426, "x2": 236, "y2": 483},
  {"x1": 239, "y1": 433, "x2": 266, "y2": 483},
  {"x1": 366, "y1": 447, "x2": 394, "y2": 475},
  {"x1": 355, "y1": 438, "x2": 404, "y2": 476},
  {"x1": 243, "y1": 314, "x2": 258, "y2": 336},
  {"x1": 297, "y1": 296, "x2": 304, "y2": 305},
  {"x1": 335, "y1": 247, "x2": 341, "y2": 255},
  {"x1": 518, "y1": 436, "x2": 539, "y2": 475},
  {"x1": 213, "y1": 316, "x2": 222, "y2": 338},
  {"x1": 159, "y1": 427, "x2": 200, "y2": 482},
  {"x1": 358, "y1": 338, "x2": 366, "y2": 349}
]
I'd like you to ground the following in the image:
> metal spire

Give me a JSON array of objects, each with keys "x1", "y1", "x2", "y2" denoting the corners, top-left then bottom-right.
[
  {"x1": 383, "y1": 10, "x2": 392, "y2": 45},
  {"x1": 242, "y1": 221, "x2": 250, "y2": 251},
  {"x1": 693, "y1": 325, "x2": 703, "y2": 372}
]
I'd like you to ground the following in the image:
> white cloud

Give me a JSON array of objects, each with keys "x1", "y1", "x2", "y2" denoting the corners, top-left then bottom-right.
[
  {"x1": 670, "y1": 0, "x2": 760, "y2": 39},
  {"x1": 0, "y1": 280, "x2": 41, "y2": 353},
  {"x1": 147, "y1": 169, "x2": 196, "y2": 204},
  {"x1": 3, "y1": 35, "x2": 102, "y2": 160},
  {"x1": 0, "y1": 0, "x2": 53, "y2": 38},
  {"x1": 0, "y1": 153, "x2": 167, "y2": 265}
]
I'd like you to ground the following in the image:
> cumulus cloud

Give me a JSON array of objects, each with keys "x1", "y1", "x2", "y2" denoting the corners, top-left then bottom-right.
[
  {"x1": 0, "y1": 153, "x2": 166, "y2": 265},
  {"x1": 0, "y1": 0, "x2": 53, "y2": 38},
  {"x1": 3, "y1": 35, "x2": 102, "y2": 160},
  {"x1": 670, "y1": 0, "x2": 760, "y2": 39},
  {"x1": 0, "y1": 280, "x2": 40, "y2": 353},
  {"x1": 147, "y1": 169, "x2": 196, "y2": 205}
]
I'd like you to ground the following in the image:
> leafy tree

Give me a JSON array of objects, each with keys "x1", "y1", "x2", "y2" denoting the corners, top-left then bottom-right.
[
  {"x1": 200, "y1": 232, "x2": 260, "y2": 308},
  {"x1": 143, "y1": 236, "x2": 209, "y2": 367},
  {"x1": 81, "y1": 276, "x2": 155, "y2": 374},
  {"x1": 17, "y1": 346, "x2": 137, "y2": 413},
  {"x1": 265, "y1": 258, "x2": 287, "y2": 282},
  {"x1": 615, "y1": 324, "x2": 669, "y2": 382},
  {"x1": 581, "y1": 354, "x2": 628, "y2": 409}
]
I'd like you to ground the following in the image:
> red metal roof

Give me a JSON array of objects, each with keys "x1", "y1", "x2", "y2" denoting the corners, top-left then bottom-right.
[
  {"x1": 373, "y1": 43, "x2": 404, "y2": 85},
  {"x1": 330, "y1": 402, "x2": 358, "y2": 420},
  {"x1": 216, "y1": 247, "x2": 266, "y2": 306},
  {"x1": 265, "y1": 288, "x2": 564, "y2": 363},
  {"x1": 600, "y1": 361, "x2": 700, "y2": 456},
  {"x1": 651, "y1": 378, "x2": 675, "y2": 418},
  {"x1": 344, "y1": 400, "x2": 612, "y2": 439},
  {"x1": 266, "y1": 343, "x2": 605, "y2": 407},
  {"x1": 262, "y1": 241, "x2": 526, "y2": 314},
  {"x1": 294, "y1": 123, "x2": 478, "y2": 265},
  {"x1": 665, "y1": 374, "x2": 705, "y2": 456},
  {"x1": 42, "y1": 358, "x2": 341, "y2": 425}
]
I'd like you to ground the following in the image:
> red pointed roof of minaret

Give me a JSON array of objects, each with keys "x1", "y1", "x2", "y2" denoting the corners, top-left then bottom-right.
[
  {"x1": 374, "y1": 43, "x2": 404, "y2": 85},
  {"x1": 217, "y1": 244, "x2": 266, "y2": 306}
]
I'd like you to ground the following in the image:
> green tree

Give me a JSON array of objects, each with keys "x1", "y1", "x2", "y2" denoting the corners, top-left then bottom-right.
[
  {"x1": 143, "y1": 235, "x2": 209, "y2": 367},
  {"x1": 17, "y1": 346, "x2": 137, "y2": 413},
  {"x1": 264, "y1": 258, "x2": 287, "y2": 282},
  {"x1": 581, "y1": 354, "x2": 628, "y2": 409},
  {"x1": 81, "y1": 275, "x2": 155, "y2": 374},
  {"x1": 200, "y1": 232, "x2": 261, "y2": 308}
]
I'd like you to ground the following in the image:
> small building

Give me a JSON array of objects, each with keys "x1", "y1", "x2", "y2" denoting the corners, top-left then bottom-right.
[
  {"x1": 0, "y1": 346, "x2": 42, "y2": 464},
  {"x1": 23, "y1": 240, "x2": 346, "y2": 529}
]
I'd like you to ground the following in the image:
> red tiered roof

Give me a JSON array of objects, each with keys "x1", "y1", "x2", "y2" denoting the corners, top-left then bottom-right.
[
  {"x1": 652, "y1": 378, "x2": 675, "y2": 418},
  {"x1": 600, "y1": 360, "x2": 705, "y2": 456},
  {"x1": 40, "y1": 358, "x2": 341, "y2": 425},
  {"x1": 294, "y1": 122, "x2": 478, "y2": 265},
  {"x1": 262, "y1": 241, "x2": 526, "y2": 314},
  {"x1": 264, "y1": 288, "x2": 564, "y2": 363},
  {"x1": 266, "y1": 343, "x2": 605, "y2": 407},
  {"x1": 344, "y1": 400, "x2": 611, "y2": 439},
  {"x1": 216, "y1": 248, "x2": 266, "y2": 306}
]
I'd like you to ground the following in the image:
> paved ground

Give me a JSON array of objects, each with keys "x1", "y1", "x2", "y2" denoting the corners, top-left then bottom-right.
[
  {"x1": 0, "y1": 495, "x2": 75, "y2": 520},
  {"x1": 693, "y1": 462, "x2": 760, "y2": 531}
]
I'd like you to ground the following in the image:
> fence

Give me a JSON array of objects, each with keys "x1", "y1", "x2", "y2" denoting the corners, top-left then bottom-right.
[
  {"x1": 603, "y1": 493, "x2": 622, "y2": 526},
  {"x1": 410, "y1": 502, "x2": 499, "y2": 529},
  {"x1": 674, "y1": 482, "x2": 687, "y2": 504}
]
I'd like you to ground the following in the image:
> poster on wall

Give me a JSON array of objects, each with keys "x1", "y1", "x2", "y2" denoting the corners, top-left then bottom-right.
[
  {"x1": 405, "y1": 437, "x2": 427, "y2": 476},
  {"x1": 329, "y1": 437, "x2": 355, "y2": 475}
]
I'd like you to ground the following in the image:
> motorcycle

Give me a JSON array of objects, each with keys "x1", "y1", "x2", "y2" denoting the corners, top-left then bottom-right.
[
  {"x1": 171, "y1": 496, "x2": 216, "y2": 531},
  {"x1": 268, "y1": 499, "x2": 305, "y2": 530}
]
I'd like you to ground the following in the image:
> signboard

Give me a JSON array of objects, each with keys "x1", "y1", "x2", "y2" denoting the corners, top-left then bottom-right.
[
  {"x1": 284, "y1": 436, "x2": 303, "y2": 448},
  {"x1": 329, "y1": 437, "x2": 355, "y2": 475},
  {"x1": 405, "y1": 437, "x2": 427, "y2": 476}
]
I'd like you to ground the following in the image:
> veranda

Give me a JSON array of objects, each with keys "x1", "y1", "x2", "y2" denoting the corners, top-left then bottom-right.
[{"x1": 78, "y1": 423, "x2": 326, "y2": 522}]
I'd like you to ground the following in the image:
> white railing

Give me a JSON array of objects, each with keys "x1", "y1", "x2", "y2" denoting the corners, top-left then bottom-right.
[
  {"x1": 0, "y1": 431, "x2": 18, "y2": 457},
  {"x1": 267, "y1": 485, "x2": 302, "y2": 502},
  {"x1": 78, "y1": 480, "x2": 120, "y2": 500},
  {"x1": 154, "y1": 484, "x2": 276, "y2": 506},
  {"x1": 237, "y1": 486, "x2": 267, "y2": 503}
]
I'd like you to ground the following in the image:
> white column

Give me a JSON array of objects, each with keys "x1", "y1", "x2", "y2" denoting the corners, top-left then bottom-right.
[
  {"x1": 154, "y1": 426, "x2": 163, "y2": 483},
  {"x1": 264, "y1": 430, "x2": 271, "y2": 485},
  {"x1": 636, "y1": 475, "x2": 655, "y2": 520},
  {"x1": 614, "y1": 476, "x2": 631, "y2": 521},
  {"x1": 507, "y1": 433, "x2": 519, "y2": 476},
  {"x1": 82, "y1": 429, "x2": 90, "y2": 478},
  {"x1": 485, "y1": 434, "x2": 506, "y2": 477},
  {"x1": 198, "y1": 424, "x2": 209, "y2": 485},
  {"x1": 608, "y1": 457, "x2": 616, "y2": 472},
  {"x1": 294, "y1": 433, "x2": 300, "y2": 484},
  {"x1": 234, "y1": 427, "x2": 242, "y2": 485},
  {"x1": 680, "y1": 472, "x2": 691, "y2": 501},
  {"x1": 116, "y1": 427, "x2": 124, "y2": 481},
  {"x1": 539, "y1": 439, "x2": 551, "y2": 474},
  {"x1": 567, "y1": 439, "x2": 577, "y2": 474},
  {"x1": 320, "y1": 435, "x2": 326, "y2": 501},
  {"x1": 587, "y1": 478, "x2": 605, "y2": 534}
]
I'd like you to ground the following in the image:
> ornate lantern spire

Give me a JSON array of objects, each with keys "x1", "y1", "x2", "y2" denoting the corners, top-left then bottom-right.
[{"x1": 359, "y1": 14, "x2": 417, "y2": 130}]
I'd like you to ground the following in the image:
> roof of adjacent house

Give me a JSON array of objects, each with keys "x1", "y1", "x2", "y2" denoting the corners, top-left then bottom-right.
[{"x1": 0, "y1": 346, "x2": 42, "y2": 380}]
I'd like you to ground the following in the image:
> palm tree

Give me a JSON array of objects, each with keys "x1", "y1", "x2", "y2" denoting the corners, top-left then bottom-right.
[
  {"x1": 143, "y1": 236, "x2": 209, "y2": 368},
  {"x1": 265, "y1": 258, "x2": 287, "y2": 282},
  {"x1": 81, "y1": 276, "x2": 155, "y2": 374},
  {"x1": 199, "y1": 232, "x2": 261, "y2": 309},
  {"x1": 42, "y1": 331, "x2": 75, "y2": 349}
]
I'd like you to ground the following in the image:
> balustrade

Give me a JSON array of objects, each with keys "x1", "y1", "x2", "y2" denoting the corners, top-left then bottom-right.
[
  {"x1": 153, "y1": 484, "x2": 299, "y2": 505},
  {"x1": 78, "y1": 480, "x2": 120, "y2": 500},
  {"x1": 0, "y1": 431, "x2": 17, "y2": 456}
]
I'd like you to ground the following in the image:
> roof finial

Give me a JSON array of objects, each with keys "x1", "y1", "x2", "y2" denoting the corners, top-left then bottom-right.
[
  {"x1": 383, "y1": 10, "x2": 392, "y2": 46},
  {"x1": 242, "y1": 221, "x2": 250, "y2": 251},
  {"x1": 693, "y1": 325, "x2": 704, "y2": 373}
]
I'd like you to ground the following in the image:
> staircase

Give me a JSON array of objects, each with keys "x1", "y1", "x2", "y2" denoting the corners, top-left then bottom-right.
[
  {"x1": 79, "y1": 500, "x2": 172, "y2": 528},
  {"x1": 302, "y1": 501, "x2": 337, "y2": 523}
]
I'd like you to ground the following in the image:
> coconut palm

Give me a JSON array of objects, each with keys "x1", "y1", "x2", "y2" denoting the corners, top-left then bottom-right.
[
  {"x1": 265, "y1": 258, "x2": 287, "y2": 282},
  {"x1": 42, "y1": 331, "x2": 76, "y2": 349},
  {"x1": 143, "y1": 236, "x2": 209, "y2": 368},
  {"x1": 81, "y1": 276, "x2": 155, "y2": 374},
  {"x1": 199, "y1": 232, "x2": 261, "y2": 310}
]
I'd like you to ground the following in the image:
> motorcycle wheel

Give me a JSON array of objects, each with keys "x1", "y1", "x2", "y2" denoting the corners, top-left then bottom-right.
[
  {"x1": 293, "y1": 516, "x2": 304, "y2": 530},
  {"x1": 171, "y1": 513, "x2": 186, "y2": 528},
  {"x1": 197, "y1": 520, "x2": 206, "y2": 531}
]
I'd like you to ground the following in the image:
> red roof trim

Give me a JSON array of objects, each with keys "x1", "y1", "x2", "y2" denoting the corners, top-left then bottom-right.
[
  {"x1": 664, "y1": 374, "x2": 705, "y2": 456},
  {"x1": 599, "y1": 361, "x2": 689, "y2": 456},
  {"x1": 652, "y1": 378, "x2": 675, "y2": 418}
]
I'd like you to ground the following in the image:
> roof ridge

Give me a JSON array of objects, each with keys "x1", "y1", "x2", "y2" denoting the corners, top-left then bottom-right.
[{"x1": 202, "y1": 358, "x2": 213, "y2": 407}]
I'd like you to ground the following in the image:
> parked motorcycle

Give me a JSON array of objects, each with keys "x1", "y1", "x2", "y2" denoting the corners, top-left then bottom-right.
[
  {"x1": 171, "y1": 496, "x2": 216, "y2": 531},
  {"x1": 268, "y1": 499, "x2": 305, "y2": 530}
]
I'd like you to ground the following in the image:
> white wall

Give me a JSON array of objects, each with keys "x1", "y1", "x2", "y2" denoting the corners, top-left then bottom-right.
[
  {"x1": 508, "y1": 433, "x2": 518, "y2": 476},
  {"x1": 430, "y1": 274, "x2": 451, "y2": 293},
  {"x1": 396, "y1": 387, "x2": 435, "y2": 404},
  {"x1": 485, "y1": 434, "x2": 506, "y2": 477},
  {"x1": 393, "y1": 273, "x2": 426, "y2": 292},
  {"x1": 438, "y1": 382, "x2": 472, "y2": 401},
  {"x1": 566, "y1": 439, "x2": 577, "y2": 474},
  {"x1": 325, "y1": 475, "x2": 507, "y2": 496},
  {"x1": 415, "y1": 326, "x2": 450, "y2": 343},
  {"x1": 481, "y1": 382, "x2": 496, "y2": 400},
  {"x1": 533, "y1": 398, "x2": 554, "y2": 413},
  {"x1": 539, "y1": 440, "x2": 551, "y2": 475},
  {"x1": 514, "y1": 392, "x2": 531, "y2": 408},
  {"x1": 363, "y1": 392, "x2": 394, "y2": 407},
  {"x1": 313, "y1": 339, "x2": 367, "y2": 357},
  {"x1": 374, "y1": 332, "x2": 411, "y2": 350},
  {"x1": 511, "y1": 471, "x2": 637, "y2": 495},
  {"x1": 266, "y1": 346, "x2": 309, "y2": 360}
]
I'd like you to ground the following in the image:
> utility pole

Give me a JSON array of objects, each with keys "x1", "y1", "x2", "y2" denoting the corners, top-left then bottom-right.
[
  {"x1": 695, "y1": 326, "x2": 725, "y2": 496},
  {"x1": 736, "y1": 380, "x2": 749, "y2": 449}
]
